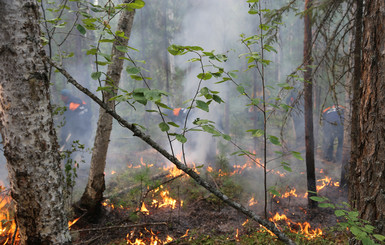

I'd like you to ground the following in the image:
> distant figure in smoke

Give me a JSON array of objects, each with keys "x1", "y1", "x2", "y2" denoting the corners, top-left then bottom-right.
[
  {"x1": 322, "y1": 105, "x2": 344, "y2": 162},
  {"x1": 168, "y1": 107, "x2": 188, "y2": 126},
  {"x1": 60, "y1": 89, "x2": 92, "y2": 150}
]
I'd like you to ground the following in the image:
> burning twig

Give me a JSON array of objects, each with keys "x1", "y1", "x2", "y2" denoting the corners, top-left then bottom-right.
[{"x1": 50, "y1": 59, "x2": 297, "y2": 245}]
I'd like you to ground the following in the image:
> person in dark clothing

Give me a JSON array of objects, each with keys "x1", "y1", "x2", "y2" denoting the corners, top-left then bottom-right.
[
  {"x1": 60, "y1": 89, "x2": 91, "y2": 149},
  {"x1": 322, "y1": 105, "x2": 345, "y2": 162},
  {"x1": 168, "y1": 107, "x2": 188, "y2": 126}
]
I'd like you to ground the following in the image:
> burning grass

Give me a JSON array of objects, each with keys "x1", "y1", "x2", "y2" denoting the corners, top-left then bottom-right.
[{"x1": 0, "y1": 152, "x2": 350, "y2": 244}]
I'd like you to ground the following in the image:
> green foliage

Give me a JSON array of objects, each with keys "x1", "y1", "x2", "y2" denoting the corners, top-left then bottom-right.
[
  {"x1": 61, "y1": 140, "x2": 87, "y2": 193},
  {"x1": 310, "y1": 197, "x2": 385, "y2": 244}
]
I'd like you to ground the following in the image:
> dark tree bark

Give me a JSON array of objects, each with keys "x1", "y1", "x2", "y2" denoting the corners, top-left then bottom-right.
[
  {"x1": 303, "y1": 0, "x2": 317, "y2": 209},
  {"x1": 349, "y1": 0, "x2": 385, "y2": 238},
  {"x1": 0, "y1": 1, "x2": 71, "y2": 243},
  {"x1": 79, "y1": 7, "x2": 136, "y2": 216}
]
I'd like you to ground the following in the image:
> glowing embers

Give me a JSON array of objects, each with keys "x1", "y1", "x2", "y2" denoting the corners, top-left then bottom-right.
[
  {"x1": 126, "y1": 228, "x2": 173, "y2": 245},
  {"x1": 268, "y1": 212, "x2": 323, "y2": 240},
  {"x1": 0, "y1": 185, "x2": 18, "y2": 244}
]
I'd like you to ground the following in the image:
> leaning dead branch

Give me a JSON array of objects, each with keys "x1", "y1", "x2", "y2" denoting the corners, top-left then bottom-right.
[{"x1": 49, "y1": 59, "x2": 297, "y2": 245}]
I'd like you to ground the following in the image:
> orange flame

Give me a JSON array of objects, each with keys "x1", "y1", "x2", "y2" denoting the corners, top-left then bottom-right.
[
  {"x1": 140, "y1": 202, "x2": 149, "y2": 215},
  {"x1": 248, "y1": 197, "x2": 258, "y2": 206},
  {"x1": 127, "y1": 229, "x2": 173, "y2": 245},
  {"x1": 235, "y1": 228, "x2": 240, "y2": 242},
  {"x1": 181, "y1": 229, "x2": 189, "y2": 238},
  {"x1": 268, "y1": 212, "x2": 323, "y2": 239},
  {"x1": 0, "y1": 189, "x2": 19, "y2": 243},
  {"x1": 68, "y1": 217, "x2": 80, "y2": 229}
]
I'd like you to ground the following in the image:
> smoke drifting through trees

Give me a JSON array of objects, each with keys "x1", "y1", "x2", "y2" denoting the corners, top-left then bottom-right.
[{"x1": 0, "y1": 0, "x2": 346, "y2": 211}]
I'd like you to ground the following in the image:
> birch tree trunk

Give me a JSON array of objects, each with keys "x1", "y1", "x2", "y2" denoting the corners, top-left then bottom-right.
[
  {"x1": 0, "y1": 1, "x2": 71, "y2": 244},
  {"x1": 349, "y1": 0, "x2": 385, "y2": 238},
  {"x1": 303, "y1": 0, "x2": 317, "y2": 209},
  {"x1": 79, "y1": 8, "x2": 136, "y2": 215}
]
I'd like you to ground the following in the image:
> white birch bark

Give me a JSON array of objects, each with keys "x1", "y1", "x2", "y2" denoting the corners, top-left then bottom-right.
[
  {"x1": 0, "y1": 1, "x2": 71, "y2": 244},
  {"x1": 79, "y1": 7, "x2": 136, "y2": 214}
]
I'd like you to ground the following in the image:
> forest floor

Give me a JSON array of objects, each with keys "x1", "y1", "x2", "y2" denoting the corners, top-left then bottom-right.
[{"x1": 68, "y1": 148, "x2": 351, "y2": 245}]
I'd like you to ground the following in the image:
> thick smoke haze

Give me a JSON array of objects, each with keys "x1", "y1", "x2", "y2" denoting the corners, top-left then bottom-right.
[{"x1": 0, "y1": 0, "x2": 341, "y2": 197}]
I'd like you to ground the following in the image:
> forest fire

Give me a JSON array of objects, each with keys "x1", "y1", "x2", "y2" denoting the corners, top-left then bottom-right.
[
  {"x1": 268, "y1": 212, "x2": 323, "y2": 239},
  {"x1": 0, "y1": 188, "x2": 18, "y2": 244},
  {"x1": 151, "y1": 186, "x2": 182, "y2": 210},
  {"x1": 126, "y1": 229, "x2": 173, "y2": 245}
]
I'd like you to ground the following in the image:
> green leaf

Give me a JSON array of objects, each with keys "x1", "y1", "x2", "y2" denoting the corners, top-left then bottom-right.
[
  {"x1": 130, "y1": 74, "x2": 143, "y2": 81},
  {"x1": 200, "y1": 87, "x2": 209, "y2": 96},
  {"x1": 268, "y1": 135, "x2": 281, "y2": 146},
  {"x1": 99, "y1": 38, "x2": 115, "y2": 43},
  {"x1": 115, "y1": 45, "x2": 130, "y2": 53},
  {"x1": 222, "y1": 134, "x2": 231, "y2": 141},
  {"x1": 76, "y1": 24, "x2": 86, "y2": 35},
  {"x1": 128, "y1": 0, "x2": 145, "y2": 9},
  {"x1": 91, "y1": 71, "x2": 102, "y2": 80},
  {"x1": 247, "y1": 129, "x2": 264, "y2": 137},
  {"x1": 283, "y1": 165, "x2": 292, "y2": 172},
  {"x1": 168, "y1": 121, "x2": 179, "y2": 127},
  {"x1": 318, "y1": 203, "x2": 335, "y2": 208},
  {"x1": 167, "y1": 44, "x2": 186, "y2": 56},
  {"x1": 237, "y1": 85, "x2": 245, "y2": 94},
  {"x1": 212, "y1": 94, "x2": 224, "y2": 104},
  {"x1": 309, "y1": 196, "x2": 326, "y2": 202},
  {"x1": 374, "y1": 234, "x2": 385, "y2": 242},
  {"x1": 335, "y1": 210, "x2": 346, "y2": 217},
  {"x1": 132, "y1": 88, "x2": 147, "y2": 105},
  {"x1": 291, "y1": 151, "x2": 303, "y2": 160},
  {"x1": 197, "y1": 72, "x2": 212, "y2": 80},
  {"x1": 361, "y1": 237, "x2": 375, "y2": 245},
  {"x1": 363, "y1": 225, "x2": 375, "y2": 232},
  {"x1": 159, "y1": 122, "x2": 170, "y2": 132},
  {"x1": 176, "y1": 134, "x2": 187, "y2": 143},
  {"x1": 269, "y1": 189, "x2": 280, "y2": 197},
  {"x1": 126, "y1": 66, "x2": 140, "y2": 74},
  {"x1": 229, "y1": 71, "x2": 238, "y2": 78},
  {"x1": 155, "y1": 102, "x2": 172, "y2": 110},
  {"x1": 350, "y1": 226, "x2": 365, "y2": 237},
  {"x1": 86, "y1": 48, "x2": 98, "y2": 55},
  {"x1": 196, "y1": 100, "x2": 209, "y2": 112}
]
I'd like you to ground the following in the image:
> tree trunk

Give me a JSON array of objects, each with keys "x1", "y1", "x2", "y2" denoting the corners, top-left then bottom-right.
[
  {"x1": 0, "y1": 1, "x2": 71, "y2": 244},
  {"x1": 349, "y1": 0, "x2": 385, "y2": 237},
  {"x1": 79, "y1": 8, "x2": 136, "y2": 215},
  {"x1": 303, "y1": 0, "x2": 317, "y2": 209}
]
